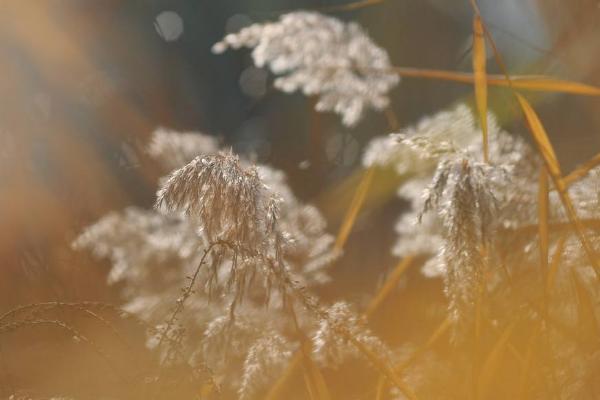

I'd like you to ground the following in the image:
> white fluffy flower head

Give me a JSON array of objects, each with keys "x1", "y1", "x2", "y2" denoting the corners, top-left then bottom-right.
[
  {"x1": 155, "y1": 151, "x2": 281, "y2": 254},
  {"x1": 213, "y1": 11, "x2": 399, "y2": 126},
  {"x1": 147, "y1": 127, "x2": 219, "y2": 171}
]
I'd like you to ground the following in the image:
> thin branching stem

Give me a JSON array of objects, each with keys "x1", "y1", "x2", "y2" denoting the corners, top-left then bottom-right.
[
  {"x1": 262, "y1": 256, "x2": 419, "y2": 400},
  {"x1": 0, "y1": 319, "x2": 123, "y2": 380},
  {"x1": 156, "y1": 240, "x2": 233, "y2": 351}
]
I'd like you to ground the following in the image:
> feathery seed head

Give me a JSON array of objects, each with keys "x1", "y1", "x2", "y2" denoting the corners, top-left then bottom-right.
[
  {"x1": 312, "y1": 302, "x2": 392, "y2": 368},
  {"x1": 362, "y1": 104, "x2": 480, "y2": 174},
  {"x1": 421, "y1": 158, "x2": 499, "y2": 326},
  {"x1": 213, "y1": 11, "x2": 399, "y2": 126},
  {"x1": 147, "y1": 127, "x2": 219, "y2": 172},
  {"x1": 155, "y1": 151, "x2": 279, "y2": 252}
]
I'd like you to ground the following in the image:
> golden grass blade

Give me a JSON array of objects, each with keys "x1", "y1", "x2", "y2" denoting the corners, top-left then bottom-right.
[
  {"x1": 516, "y1": 93, "x2": 600, "y2": 280},
  {"x1": 526, "y1": 299, "x2": 584, "y2": 348},
  {"x1": 486, "y1": 319, "x2": 525, "y2": 365},
  {"x1": 562, "y1": 152, "x2": 600, "y2": 188},
  {"x1": 494, "y1": 76, "x2": 600, "y2": 95},
  {"x1": 535, "y1": 177, "x2": 552, "y2": 389},
  {"x1": 538, "y1": 168, "x2": 549, "y2": 276},
  {"x1": 265, "y1": 352, "x2": 302, "y2": 400},
  {"x1": 472, "y1": 14, "x2": 489, "y2": 162},
  {"x1": 302, "y1": 372, "x2": 318, "y2": 400},
  {"x1": 474, "y1": 278, "x2": 484, "y2": 345},
  {"x1": 503, "y1": 219, "x2": 600, "y2": 238},
  {"x1": 516, "y1": 94, "x2": 560, "y2": 176},
  {"x1": 468, "y1": 0, "x2": 482, "y2": 14},
  {"x1": 517, "y1": 324, "x2": 540, "y2": 400},
  {"x1": 390, "y1": 67, "x2": 600, "y2": 95},
  {"x1": 570, "y1": 270, "x2": 600, "y2": 343},
  {"x1": 397, "y1": 317, "x2": 451, "y2": 373},
  {"x1": 299, "y1": 342, "x2": 332, "y2": 400},
  {"x1": 476, "y1": 321, "x2": 517, "y2": 400},
  {"x1": 376, "y1": 317, "x2": 452, "y2": 397},
  {"x1": 262, "y1": 0, "x2": 385, "y2": 16},
  {"x1": 318, "y1": 0, "x2": 385, "y2": 12},
  {"x1": 266, "y1": 254, "x2": 414, "y2": 400},
  {"x1": 340, "y1": 331, "x2": 419, "y2": 400},
  {"x1": 306, "y1": 359, "x2": 332, "y2": 400},
  {"x1": 375, "y1": 380, "x2": 386, "y2": 400},
  {"x1": 365, "y1": 256, "x2": 414, "y2": 317},
  {"x1": 335, "y1": 166, "x2": 376, "y2": 250},
  {"x1": 545, "y1": 235, "x2": 566, "y2": 295}
]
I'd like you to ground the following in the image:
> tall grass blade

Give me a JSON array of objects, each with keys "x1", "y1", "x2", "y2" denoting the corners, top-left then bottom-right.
[
  {"x1": 299, "y1": 342, "x2": 332, "y2": 400},
  {"x1": 516, "y1": 93, "x2": 600, "y2": 279},
  {"x1": 476, "y1": 321, "x2": 517, "y2": 400},
  {"x1": 517, "y1": 324, "x2": 540, "y2": 400},
  {"x1": 546, "y1": 235, "x2": 566, "y2": 295},
  {"x1": 397, "y1": 317, "x2": 452, "y2": 373},
  {"x1": 516, "y1": 95, "x2": 560, "y2": 175},
  {"x1": 538, "y1": 168, "x2": 550, "y2": 277},
  {"x1": 496, "y1": 77, "x2": 600, "y2": 95},
  {"x1": 472, "y1": 14, "x2": 489, "y2": 162},
  {"x1": 365, "y1": 256, "x2": 414, "y2": 317},
  {"x1": 302, "y1": 372, "x2": 318, "y2": 400},
  {"x1": 340, "y1": 330, "x2": 419, "y2": 400},
  {"x1": 335, "y1": 166, "x2": 376, "y2": 250},
  {"x1": 570, "y1": 270, "x2": 600, "y2": 346},
  {"x1": 376, "y1": 317, "x2": 452, "y2": 397},
  {"x1": 390, "y1": 67, "x2": 600, "y2": 95},
  {"x1": 562, "y1": 152, "x2": 600, "y2": 188},
  {"x1": 264, "y1": 352, "x2": 303, "y2": 400},
  {"x1": 319, "y1": 0, "x2": 385, "y2": 12},
  {"x1": 266, "y1": 251, "x2": 411, "y2": 399}
]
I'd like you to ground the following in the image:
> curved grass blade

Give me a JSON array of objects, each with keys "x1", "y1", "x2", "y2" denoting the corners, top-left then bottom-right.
[
  {"x1": 538, "y1": 167, "x2": 550, "y2": 278},
  {"x1": 562, "y1": 152, "x2": 600, "y2": 188},
  {"x1": 264, "y1": 352, "x2": 303, "y2": 400},
  {"x1": 389, "y1": 67, "x2": 600, "y2": 95},
  {"x1": 335, "y1": 166, "x2": 376, "y2": 250},
  {"x1": 476, "y1": 321, "x2": 517, "y2": 400},
  {"x1": 517, "y1": 94, "x2": 600, "y2": 280},
  {"x1": 376, "y1": 317, "x2": 452, "y2": 397},
  {"x1": 545, "y1": 235, "x2": 567, "y2": 295},
  {"x1": 319, "y1": 0, "x2": 385, "y2": 12},
  {"x1": 299, "y1": 342, "x2": 332, "y2": 400},
  {"x1": 365, "y1": 256, "x2": 415, "y2": 317},
  {"x1": 570, "y1": 270, "x2": 600, "y2": 347},
  {"x1": 339, "y1": 330, "x2": 419, "y2": 400},
  {"x1": 516, "y1": 95, "x2": 560, "y2": 175},
  {"x1": 266, "y1": 254, "x2": 415, "y2": 400},
  {"x1": 494, "y1": 76, "x2": 600, "y2": 95},
  {"x1": 517, "y1": 323, "x2": 540, "y2": 400}
]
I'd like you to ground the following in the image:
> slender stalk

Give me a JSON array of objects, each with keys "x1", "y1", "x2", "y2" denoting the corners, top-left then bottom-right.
[
  {"x1": 0, "y1": 319, "x2": 122, "y2": 379},
  {"x1": 562, "y1": 152, "x2": 600, "y2": 188},
  {"x1": 156, "y1": 240, "x2": 231, "y2": 351},
  {"x1": 265, "y1": 256, "x2": 417, "y2": 400}
]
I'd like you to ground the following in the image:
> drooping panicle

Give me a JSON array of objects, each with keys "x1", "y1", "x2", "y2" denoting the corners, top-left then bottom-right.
[
  {"x1": 155, "y1": 151, "x2": 280, "y2": 253},
  {"x1": 420, "y1": 158, "x2": 499, "y2": 325},
  {"x1": 238, "y1": 332, "x2": 294, "y2": 399},
  {"x1": 312, "y1": 302, "x2": 393, "y2": 368}
]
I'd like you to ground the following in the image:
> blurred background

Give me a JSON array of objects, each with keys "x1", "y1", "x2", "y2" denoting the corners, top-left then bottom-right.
[{"x1": 1, "y1": 0, "x2": 599, "y2": 332}]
